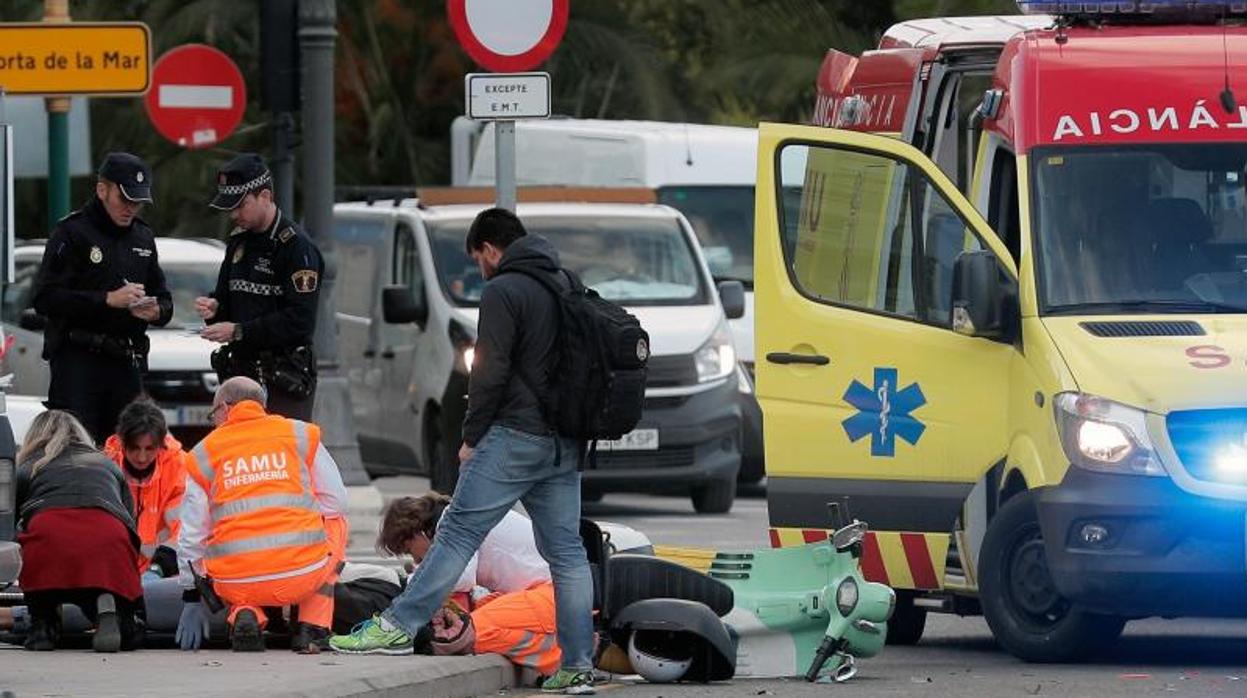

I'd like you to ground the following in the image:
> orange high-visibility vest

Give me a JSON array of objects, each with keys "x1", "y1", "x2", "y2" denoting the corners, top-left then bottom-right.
[
  {"x1": 183, "y1": 401, "x2": 329, "y2": 581},
  {"x1": 104, "y1": 433, "x2": 187, "y2": 574}
]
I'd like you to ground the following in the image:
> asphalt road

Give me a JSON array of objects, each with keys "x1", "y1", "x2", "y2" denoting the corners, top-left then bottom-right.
[{"x1": 370, "y1": 477, "x2": 1247, "y2": 697}]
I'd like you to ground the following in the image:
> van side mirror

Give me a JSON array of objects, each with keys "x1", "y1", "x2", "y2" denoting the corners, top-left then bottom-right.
[
  {"x1": 18, "y1": 308, "x2": 46, "y2": 332},
  {"x1": 382, "y1": 285, "x2": 428, "y2": 328},
  {"x1": 718, "y1": 280, "x2": 746, "y2": 320},
  {"x1": 951, "y1": 251, "x2": 1016, "y2": 341}
]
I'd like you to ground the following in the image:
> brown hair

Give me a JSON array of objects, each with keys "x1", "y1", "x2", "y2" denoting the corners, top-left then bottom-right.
[{"x1": 376, "y1": 492, "x2": 451, "y2": 556}]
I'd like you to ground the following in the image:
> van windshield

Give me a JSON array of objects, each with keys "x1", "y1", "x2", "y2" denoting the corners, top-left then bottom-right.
[
  {"x1": 1033, "y1": 144, "x2": 1247, "y2": 315},
  {"x1": 164, "y1": 264, "x2": 221, "y2": 329},
  {"x1": 657, "y1": 186, "x2": 755, "y2": 287},
  {"x1": 427, "y1": 215, "x2": 707, "y2": 307}
]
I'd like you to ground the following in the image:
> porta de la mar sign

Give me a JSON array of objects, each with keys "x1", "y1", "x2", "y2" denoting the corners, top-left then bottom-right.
[{"x1": 0, "y1": 23, "x2": 150, "y2": 95}]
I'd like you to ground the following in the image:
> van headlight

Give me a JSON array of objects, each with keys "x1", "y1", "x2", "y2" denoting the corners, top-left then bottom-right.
[
  {"x1": 1054, "y1": 393, "x2": 1164, "y2": 476},
  {"x1": 736, "y1": 365, "x2": 753, "y2": 394},
  {"x1": 695, "y1": 324, "x2": 736, "y2": 383},
  {"x1": 462, "y1": 346, "x2": 475, "y2": 374}
]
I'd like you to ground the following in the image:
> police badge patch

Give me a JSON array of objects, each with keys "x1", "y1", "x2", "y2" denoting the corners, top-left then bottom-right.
[
  {"x1": 232, "y1": 244, "x2": 245, "y2": 264},
  {"x1": 89, "y1": 246, "x2": 103, "y2": 264},
  {"x1": 291, "y1": 269, "x2": 319, "y2": 293}
]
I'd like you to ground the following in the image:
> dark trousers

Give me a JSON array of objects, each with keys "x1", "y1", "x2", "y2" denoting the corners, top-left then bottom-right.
[
  {"x1": 47, "y1": 346, "x2": 142, "y2": 444},
  {"x1": 266, "y1": 380, "x2": 317, "y2": 422},
  {"x1": 26, "y1": 588, "x2": 140, "y2": 630}
]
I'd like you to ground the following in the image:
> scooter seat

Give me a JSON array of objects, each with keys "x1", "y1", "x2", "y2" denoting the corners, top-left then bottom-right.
[{"x1": 606, "y1": 553, "x2": 734, "y2": 618}]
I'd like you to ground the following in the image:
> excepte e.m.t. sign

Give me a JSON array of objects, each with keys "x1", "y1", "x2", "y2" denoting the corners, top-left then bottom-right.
[
  {"x1": 0, "y1": 23, "x2": 151, "y2": 95},
  {"x1": 465, "y1": 72, "x2": 551, "y2": 120}
]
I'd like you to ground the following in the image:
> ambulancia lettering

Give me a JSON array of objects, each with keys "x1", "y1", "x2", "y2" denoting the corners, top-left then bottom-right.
[{"x1": 1053, "y1": 102, "x2": 1247, "y2": 141}]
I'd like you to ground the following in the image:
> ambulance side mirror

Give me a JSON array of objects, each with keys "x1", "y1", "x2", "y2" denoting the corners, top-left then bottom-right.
[{"x1": 951, "y1": 251, "x2": 1016, "y2": 342}]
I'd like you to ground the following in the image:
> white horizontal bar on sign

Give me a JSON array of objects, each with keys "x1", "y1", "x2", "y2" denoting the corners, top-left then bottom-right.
[{"x1": 158, "y1": 85, "x2": 233, "y2": 109}]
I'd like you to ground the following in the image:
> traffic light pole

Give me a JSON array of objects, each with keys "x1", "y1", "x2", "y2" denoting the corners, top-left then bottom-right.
[{"x1": 299, "y1": 0, "x2": 369, "y2": 486}]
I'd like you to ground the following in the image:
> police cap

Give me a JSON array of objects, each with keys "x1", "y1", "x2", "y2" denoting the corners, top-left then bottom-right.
[
  {"x1": 209, "y1": 153, "x2": 273, "y2": 211},
  {"x1": 98, "y1": 152, "x2": 153, "y2": 204}
]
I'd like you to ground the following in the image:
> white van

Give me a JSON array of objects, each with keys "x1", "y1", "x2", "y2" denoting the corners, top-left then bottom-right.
[
  {"x1": 334, "y1": 194, "x2": 746, "y2": 513},
  {"x1": 459, "y1": 117, "x2": 764, "y2": 482},
  {"x1": 0, "y1": 238, "x2": 225, "y2": 443}
]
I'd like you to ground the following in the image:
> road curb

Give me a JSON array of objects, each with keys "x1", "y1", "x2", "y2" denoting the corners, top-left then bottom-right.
[{"x1": 275, "y1": 655, "x2": 518, "y2": 698}]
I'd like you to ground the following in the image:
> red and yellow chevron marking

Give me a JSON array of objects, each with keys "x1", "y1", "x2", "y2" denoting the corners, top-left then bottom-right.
[{"x1": 769, "y1": 527, "x2": 950, "y2": 590}]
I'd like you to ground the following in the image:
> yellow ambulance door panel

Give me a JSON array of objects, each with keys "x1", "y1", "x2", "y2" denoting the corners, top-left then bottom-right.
[{"x1": 756, "y1": 123, "x2": 1015, "y2": 538}]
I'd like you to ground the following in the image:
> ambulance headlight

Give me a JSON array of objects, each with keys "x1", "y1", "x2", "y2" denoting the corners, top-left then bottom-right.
[
  {"x1": 1054, "y1": 393, "x2": 1164, "y2": 476},
  {"x1": 695, "y1": 325, "x2": 736, "y2": 383},
  {"x1": 1017, "y1": 1, "x2": 1247, "y2": 18}
]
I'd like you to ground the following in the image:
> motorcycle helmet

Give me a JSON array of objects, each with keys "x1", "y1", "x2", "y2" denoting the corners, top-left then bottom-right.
[{"x1": 628, "y1": 629, "x2": 695, "y2": 683}]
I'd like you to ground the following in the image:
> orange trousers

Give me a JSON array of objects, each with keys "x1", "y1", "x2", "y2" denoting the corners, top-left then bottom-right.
[
  {"x1": 473, "y1": 582, "x2": 562, "y2": 676},
  {"x1": 215, "y1": 517, "x2": 348, "y2": 629}
]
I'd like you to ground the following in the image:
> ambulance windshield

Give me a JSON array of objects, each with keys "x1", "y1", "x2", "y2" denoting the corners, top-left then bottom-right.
[
  {"x1": 428, "y1": 214, "x2": 708, "y2": 307},
  {"x1": 1033, "y1": 144, "x2": 1247, "y2": 315}
]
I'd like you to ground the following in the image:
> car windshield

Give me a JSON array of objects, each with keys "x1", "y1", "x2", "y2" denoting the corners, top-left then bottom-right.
[
  {"x1": 163, "y1": 263, "x2": 220, "y2": 328},
  {"x1": 1033, "y1": 144, "x2": 1247, "y2": 315},
  {"x1": 428, "y1": 214, "x2": 707, "y2": 307},
  {"x1": 657, "y1": 185, "x2": 755, "y2": 287}
]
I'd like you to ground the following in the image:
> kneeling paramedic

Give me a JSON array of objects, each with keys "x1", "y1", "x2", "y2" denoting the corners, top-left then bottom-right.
[{"x1": 175, "y1": 377, "x2": 348, "y2": 652}]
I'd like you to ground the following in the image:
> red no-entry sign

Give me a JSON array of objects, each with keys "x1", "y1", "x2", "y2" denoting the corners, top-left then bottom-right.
[
  {"x1": 144, "y1": 44, "x2": 246, "y2": 149},
  {"x1": 448, "y1": 0, "x2": 569, "y2": 72}
]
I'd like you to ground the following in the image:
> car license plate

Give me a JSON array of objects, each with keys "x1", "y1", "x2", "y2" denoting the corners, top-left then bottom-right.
[
  {"x1": 162, "y1": 405, "x2": 214, "y2": 426},
  {"x1": 596, "y1": 429, "x2": 659, "y2": 451}
]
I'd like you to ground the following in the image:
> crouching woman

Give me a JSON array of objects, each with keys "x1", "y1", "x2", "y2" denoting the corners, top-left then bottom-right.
[{"x1": 14, "y1": 410, "x2": 143, "y2": 652}]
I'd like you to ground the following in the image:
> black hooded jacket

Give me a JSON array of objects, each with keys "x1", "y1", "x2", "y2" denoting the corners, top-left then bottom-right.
[{"x1": 461, "y1": 235, "x2": 567, "y2": 446}]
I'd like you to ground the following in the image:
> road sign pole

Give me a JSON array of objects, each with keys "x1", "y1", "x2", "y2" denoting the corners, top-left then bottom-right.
[
  {"x1": 43, "y1": 0, "x2": 71, "y2": 224},
  {"x1": 272, "y1": 112, "x2": 295, "y2": 214},
  {"x1": 496, "y1": 120, "x2": 516, "y2": 212},
  {"x1": 300, "y1": 0, "x2": 368, "y2": 487}
]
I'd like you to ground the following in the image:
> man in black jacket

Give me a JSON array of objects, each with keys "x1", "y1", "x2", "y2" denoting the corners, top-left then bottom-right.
[
  {"x1": 32, "y1": 152, "x2": 173, "y2": 443},
  {"x1": 194, "y1": 153, "x2": 324, "y2": 420},
  {"x1": 329, "y1": 209, "x2": 596, "y2": 694}
]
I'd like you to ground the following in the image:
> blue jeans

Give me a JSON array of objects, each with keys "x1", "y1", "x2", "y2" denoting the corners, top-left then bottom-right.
[{"x1": 382, "y1": 426, "x2": 594, "y2": 670}]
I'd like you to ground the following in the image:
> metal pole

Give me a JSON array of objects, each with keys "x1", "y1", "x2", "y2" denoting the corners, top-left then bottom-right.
[
  {"x1": 44, "y1": 0, "x2": 71, "y2": 224},
  {"x1": 272, "y1": 112, "x2": 295, "y2": 214},
  {"x1": 299, "y1": 0, "x2": 369, "y2": 486},
  {"x1": 495, "y1": 120, "x2": 516, "y2": 211}
]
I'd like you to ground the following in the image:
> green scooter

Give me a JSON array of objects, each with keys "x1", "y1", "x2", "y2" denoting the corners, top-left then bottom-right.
[{"x1": 707, "y1": 504, "x2": 895, "y2": 682}]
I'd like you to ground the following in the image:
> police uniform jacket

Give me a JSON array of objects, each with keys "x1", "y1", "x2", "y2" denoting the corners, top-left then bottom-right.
[
  {"x1": 211, "y1": 210, "x2": 323, "y2": 354},
  {"x1": 32, "y1": 196, "x2": 173, "y2": 359}
]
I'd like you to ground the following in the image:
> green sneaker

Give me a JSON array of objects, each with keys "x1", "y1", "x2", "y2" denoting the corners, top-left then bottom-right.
[
  {"x1": 329, "y1": 615, "x2": 414, "y2": 655},
  {"x1": 541, "y1": 669, "x2": 596, "y2": 695}
]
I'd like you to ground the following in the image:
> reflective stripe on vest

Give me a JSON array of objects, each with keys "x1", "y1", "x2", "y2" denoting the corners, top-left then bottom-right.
[
  {"x1": 192, "y1": 442, "x2": 214, "y2": 491},
  {"x1": 140, "y1": 543, "x2": 158, "y2": 559},
  {"x1": 207, "y1": 529, "x2": 327, "y2": 560},
  {"x1": 211, "y1": 492, "x2": 320, "y2": 524}
]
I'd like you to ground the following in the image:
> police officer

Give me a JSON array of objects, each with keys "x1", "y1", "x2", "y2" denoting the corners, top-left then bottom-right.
[
  {"x1": 32, "y1": 152, "x2": 173, "y2": 443},
  {"x1": 195, "y1": 153, "x2": 324, "y2": 421}
]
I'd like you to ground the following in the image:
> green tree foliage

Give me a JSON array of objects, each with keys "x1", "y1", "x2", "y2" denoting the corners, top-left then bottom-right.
[{"x1": 1, "y1": 0, "x2": 1020, "y2": 238}]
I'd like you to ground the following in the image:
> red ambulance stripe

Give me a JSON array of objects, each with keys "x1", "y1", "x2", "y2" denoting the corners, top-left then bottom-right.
[
  {"x1": 900, "y1": 533, "x2": 939, "y2": 589},
  {"x1": 802, "y1": 529, "x2": 828, "y2": 544},
  {"x1": 860, "y1": 532, "x2": 889, "y2": 585},
  {"x1": 769, "y1": 529, "x2": 782, "y2": 548}
]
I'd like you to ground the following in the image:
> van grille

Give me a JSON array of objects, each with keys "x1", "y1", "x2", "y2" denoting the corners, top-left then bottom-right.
[
  {"x1": 645, "y1": 354, "x2": 696, "y2": 388},
  {"x1": 593, "y1": 447, "x2": 695, "y2": 470},
  {"x1": 143, "y1": 370, "x2": 217, "y2": 403},
  {"x1": 1167, "y1": 408, "x2": 1247, "y2": 483},
  {"x1": 1080, "y1": 320, "x2": 1205, "y2": 338}
]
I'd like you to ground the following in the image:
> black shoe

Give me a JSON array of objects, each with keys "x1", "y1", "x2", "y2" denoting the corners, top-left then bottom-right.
[
  {"x1": 93, "y1": 593, "x2": 122, "y2": 653},
  {"x1": 230, "y1": 610, "x2": 266, "y2": 652},
  {"x1": 120, "y1": 612, "x2": 145, "y2": 652},
  {"x1": 291, "y1": 622, "x2": 331, "y2": 654},
  {"x1": 23, "y1": 615, "x2": 58, "y2": 652},
  {"x1": 412, "y1": 623, "x2": 435, "y2": 655}
]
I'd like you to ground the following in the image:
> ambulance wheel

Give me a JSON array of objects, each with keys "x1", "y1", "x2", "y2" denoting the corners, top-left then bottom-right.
[
  {"x1": 979, "y1": 491, "x2": 1126, "y2": 662},
  {"x1": 691, "y1": 478, "x2": 735, "y2": 514},
  {"x1": 425, "y1": 410, "x2": 458, "y2": 495},
  {"x1": 885, "y1": 593, "x2": 927, "y2": 645}
]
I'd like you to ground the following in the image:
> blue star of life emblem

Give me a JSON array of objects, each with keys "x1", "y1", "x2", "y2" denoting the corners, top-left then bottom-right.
[{"x1": 842, "y1": 367, "x2": 927, "y2": 457}]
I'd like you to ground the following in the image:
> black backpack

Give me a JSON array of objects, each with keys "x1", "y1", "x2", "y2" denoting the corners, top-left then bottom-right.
[{"x1": 502, "y1": 267, "x2": 649, "y2": 442}]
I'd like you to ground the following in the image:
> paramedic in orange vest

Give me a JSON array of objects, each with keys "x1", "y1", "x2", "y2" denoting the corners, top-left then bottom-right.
[
  {"x1": 175, "y1": 376, "x2": 348, "y2": 653},
  {"x1": 103, "y1": 398, "x2": 186, "y2": 579}
]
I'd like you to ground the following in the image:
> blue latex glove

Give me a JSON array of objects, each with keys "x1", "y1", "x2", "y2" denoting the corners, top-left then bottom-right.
[
  {"x1": 176, "y1": 601, "x2": 211, "y2": 651},
  {"x1": 141, "y1": 569, "x2": 162, "y2": 584}
]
